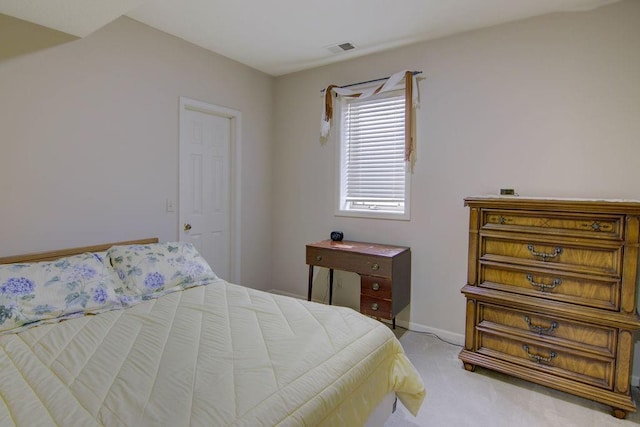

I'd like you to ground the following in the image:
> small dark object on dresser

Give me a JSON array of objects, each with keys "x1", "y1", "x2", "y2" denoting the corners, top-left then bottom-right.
[{"x1": 330, "y1": 231, "x2": 344, "y2": 241}]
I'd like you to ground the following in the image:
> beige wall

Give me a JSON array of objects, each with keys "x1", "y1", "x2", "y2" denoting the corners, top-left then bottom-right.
[
  {"x1": 272, "y1": 0, "x2": 640, "y2": 353},
  {"x1": 0, "y1": 17, "x2": 274, "y2": 290}
]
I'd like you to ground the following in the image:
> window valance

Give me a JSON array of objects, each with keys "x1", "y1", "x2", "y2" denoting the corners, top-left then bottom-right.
[{"x1": 321, "y1": 70, "x2": 421, "y2": 163}]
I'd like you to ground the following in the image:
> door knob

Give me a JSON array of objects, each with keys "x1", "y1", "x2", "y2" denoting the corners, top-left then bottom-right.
[{"x1": 184, "y1": 223, "x2": 192, "y2": 231}]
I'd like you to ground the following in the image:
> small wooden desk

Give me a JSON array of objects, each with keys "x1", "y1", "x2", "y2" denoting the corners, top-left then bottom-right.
[{"x1": 306, "y1": 240, "x2": 411, "y2": 328}]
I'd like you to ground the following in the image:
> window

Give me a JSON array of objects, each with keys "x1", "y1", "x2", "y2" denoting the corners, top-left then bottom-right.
[{"x1": 336, "y1": 89, "x2": 411, "y2": 220}]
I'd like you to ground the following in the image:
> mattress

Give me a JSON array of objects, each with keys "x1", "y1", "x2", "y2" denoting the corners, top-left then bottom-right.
[{"x1": 0, "y1": 278, "x2": 425, "y2": 426}]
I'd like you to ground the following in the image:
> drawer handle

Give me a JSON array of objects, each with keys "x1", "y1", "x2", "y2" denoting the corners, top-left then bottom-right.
[
  {"x1": 522, "y1": 345, "x2": 557, "y2": 364},
  {"x1": 524, "y1": 316, "x2": 558, "y2": 335},
  {"x1": 315, "y1": 255, "x2": 322, "y2": 261},
  {"x1": 371, "y1": 282, "x2": 380, "y2": 291},
  {"x1": 527, "y1": 244, "x2": 562, "y2": 261},
  {"x1": 371, "y1": 303, "x2": 379, "y2": 311},
  {"x1": 526, "y1": 274, "x2": 562, "y2": 292},
  {"x1": 371, "y1": 263, "x2": 380, "y2": 271}
]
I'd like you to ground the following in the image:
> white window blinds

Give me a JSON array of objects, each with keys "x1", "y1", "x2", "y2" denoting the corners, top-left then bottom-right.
[{"x1": 342, "y1": 91, "x2": 406, "y2": 212}]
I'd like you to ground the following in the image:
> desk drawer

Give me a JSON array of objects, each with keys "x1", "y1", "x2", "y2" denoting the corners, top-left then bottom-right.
[
  {"x1": 361, "y1": 276, "x2": 392, "y2": 299},
  {"x1": 360, "y1": 295, "x2": 392, "y2": 319},
  {"x1": 481, "y1": 236, "x2": 622, "y2": 276},
  {"x1": 306, "y1": 247, "x2": 393, "y2": 277},
  {"x1": 481, "y1": 209, "x2": 623, "y2": 240}
]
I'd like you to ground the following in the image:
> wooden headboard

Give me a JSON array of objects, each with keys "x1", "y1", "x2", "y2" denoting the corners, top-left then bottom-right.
[{"x1": 0, "y1": 238, "x2": 159, "y2": 264}]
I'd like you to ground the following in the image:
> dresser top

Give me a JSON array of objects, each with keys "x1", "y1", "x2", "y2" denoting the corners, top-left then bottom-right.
[
  {"x1": 465, "y1": 196, "x2": 640, "y2": 214},
  {"x1": 468, "y1": 195, "x2": 640, "y2": 203}
]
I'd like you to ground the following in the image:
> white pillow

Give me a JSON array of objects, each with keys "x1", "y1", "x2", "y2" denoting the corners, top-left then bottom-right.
[
  {"x1": 106, "y1": 242, "x2": 218, "y2": 303},
  {"x1": 0, "y1": 252, "x2": 122, "y2": 333}
]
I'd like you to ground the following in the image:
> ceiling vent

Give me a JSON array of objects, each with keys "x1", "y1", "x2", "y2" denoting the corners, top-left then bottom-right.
[{"x1": 326, "y1": 42, "x2": 356, "y2": 54}]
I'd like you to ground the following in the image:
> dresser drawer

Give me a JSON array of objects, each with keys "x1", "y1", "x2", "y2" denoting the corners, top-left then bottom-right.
[
  {"x1": 477, "y1": 303, "x2": 616, "y2": 357},
  {"x1": 306, "y1": 247, "x2": 393, "y2": 277},
  {"x1": 478, "y1": 332, "x2": 614, "y2": 389},
  {"x1": 481, "y1": 209, "x2": 623, "y2": 240},
  {"x1": 479, "y1": 262, "x2": 620, "y2": 310},
  {"x1": 481, "y1": 236, "x2": 622, "y2": 276},
  {"x1": 360, "y1": 295, "x2": 392, "y2": 319},
  {"x1": 361, "y1": 276, "x2": 392, "y2": 299}
]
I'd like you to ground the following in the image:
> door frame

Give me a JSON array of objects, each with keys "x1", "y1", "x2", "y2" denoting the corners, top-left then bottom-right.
[{"x1": 179, "y1": 96, "x2": 242, "y2": 283}]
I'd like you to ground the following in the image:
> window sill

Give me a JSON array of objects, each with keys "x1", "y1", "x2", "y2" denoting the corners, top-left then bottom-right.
[{"x1": 335, "y1": 209, "x2": 410, "y2": 221}]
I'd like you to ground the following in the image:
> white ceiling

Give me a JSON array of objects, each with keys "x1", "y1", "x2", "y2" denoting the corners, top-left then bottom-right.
[{"x1": 1, "y1": 0, "x2": 619, "y2": 76}]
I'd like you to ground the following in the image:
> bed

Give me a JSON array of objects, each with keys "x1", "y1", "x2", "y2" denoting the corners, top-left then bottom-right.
[{"x1": 0, "y1": 239, "x2": 425, "y2": 426}]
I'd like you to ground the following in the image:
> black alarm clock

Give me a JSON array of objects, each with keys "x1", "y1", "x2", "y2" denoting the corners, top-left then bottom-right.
[{"x1": 330, "y1": 231, "x2": 344, "y2": 241}]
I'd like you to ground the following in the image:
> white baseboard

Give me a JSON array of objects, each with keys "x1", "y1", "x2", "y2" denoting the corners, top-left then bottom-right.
[{"x1": 396, "y1": 319, "x2": 465, "y2": 346}]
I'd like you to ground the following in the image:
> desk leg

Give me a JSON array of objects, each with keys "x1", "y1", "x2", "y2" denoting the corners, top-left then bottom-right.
[
  {"x1": 307, "y1": 265, "x2": 314, "y2": 301},
  {"x1": 392, "y1": 317, "x2": 396, "y2": 329},
  {"x1": 329, "y1": 269, "x2": 334, "y2": 305}
]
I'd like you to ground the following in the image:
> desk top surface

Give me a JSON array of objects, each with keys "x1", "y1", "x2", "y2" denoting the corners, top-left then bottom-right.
[{"x1": 306, "y1": 240, "x2": 409, "y2": 258}]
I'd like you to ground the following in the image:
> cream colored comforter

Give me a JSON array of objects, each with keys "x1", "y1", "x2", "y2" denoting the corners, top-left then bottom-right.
[{"x1": 0, "y1": 279, "x2": 425, "y2": 426}]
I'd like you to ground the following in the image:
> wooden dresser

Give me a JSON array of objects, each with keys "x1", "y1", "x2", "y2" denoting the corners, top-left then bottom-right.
[
  {"x1": 459, "y1": 197, "x2": 640, "y2": 418},
  {"x1": 306, "y1": 240, "x2": 411, "y2": 327}
]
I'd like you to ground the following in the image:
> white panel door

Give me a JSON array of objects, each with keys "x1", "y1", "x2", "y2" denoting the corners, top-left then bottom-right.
[{"x1": 180, "y1": 107, "x2": 231, "y2": 280}]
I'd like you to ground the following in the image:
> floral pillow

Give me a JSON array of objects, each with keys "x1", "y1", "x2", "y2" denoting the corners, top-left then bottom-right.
[
  {"x1": 0, "y1": 252, "x2": 122, "y2": 333},
  {"x1": 106, "y1": 242, "x2": 218, "y2": 303}
]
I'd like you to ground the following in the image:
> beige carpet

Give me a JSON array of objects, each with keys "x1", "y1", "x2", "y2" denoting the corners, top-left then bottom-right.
[{"x1": 385, "y1": 329, "x2": 640, "y2": 427}]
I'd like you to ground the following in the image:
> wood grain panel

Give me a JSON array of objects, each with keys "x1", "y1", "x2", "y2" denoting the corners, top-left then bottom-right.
[
  {"x1": 306, "y1": 246, "x2": 393, "y2": 277},
  {"x1": 478, "y1": 332, "x2": 613, "y2": 389},
  {"x1": 621, "y1": 216, "x2": 640, "y2": 314},
  {"x1": 467, "y1": 207, "x2": 480, "y2": 286},
  {"x1": 360, "y1": 276, "x2": 392, "y2": 299},
  {"x1": 481, "y1": 236, "x2": 621, "y2": 276},
  {"x1": 615, "y1": 330, "x2": 633, "y2": 394},
  {"x1": 360, "y1": 295, "x2": 392, "y2": 319},
  {"x1": 482, "y1": 209, "x2": 623, "y2": 240},
  {"x1": 479, "y1": 262, "x2": 619, "y2": 310},
  {"x1": 478, "y1": 302, "x2": 616, "y2": 356},
  {"x1": 465, "y1": 299, "x2": 476, "y2": 351}
]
